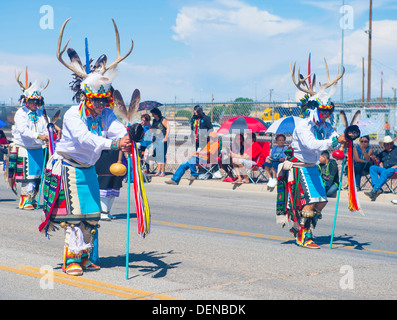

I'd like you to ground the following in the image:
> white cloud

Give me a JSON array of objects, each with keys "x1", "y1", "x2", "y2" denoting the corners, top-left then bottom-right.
[
  {"x1": 169, "y1": 0, "x2": 397, "y2": 102},
  {"x1": 338, "y1": 20, "x2": 397, "y2": 100},
  {"x1": 0, "y1": 52, "x2": 72, "y2": 105},
  {"x1": 2, "y1": 1, "x2": 397, "y2": 106},
  {"x1": 172, "y1": 0, "x2": 302, "y2": 43}
]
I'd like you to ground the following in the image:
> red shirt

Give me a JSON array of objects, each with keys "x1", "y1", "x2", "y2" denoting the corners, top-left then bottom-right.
[{"x1": 244, "y1": 142, "x2": 262, "y2": 162}]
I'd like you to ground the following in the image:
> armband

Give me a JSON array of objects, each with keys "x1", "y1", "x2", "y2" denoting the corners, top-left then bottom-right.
[
  {"x1": 111, "y1": 140, "x2": 120, "y2": 150},
  {"x1": 332, "y1": 136, "x2": 339, "y2": 148}
]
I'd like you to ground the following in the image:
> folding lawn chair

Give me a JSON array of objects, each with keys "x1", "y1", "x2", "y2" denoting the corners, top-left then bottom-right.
[
  {"x1": 385, "y1": 172, "x2": 397, "y2": 194},
  {"x1": 246, "y1": 141, "x2": 270, "y2": 184}
]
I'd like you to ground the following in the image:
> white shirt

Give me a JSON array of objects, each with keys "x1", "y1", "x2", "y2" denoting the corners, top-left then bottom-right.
[
  {"x1": 290, "y1": 117, "x2": 338, "y2": 164},
  {"x1": 55, "y1": 105, "x2": 127, "y2": 166},
  {"x1": 12, "y1": 106, "x2": 48, "y2": 148}
]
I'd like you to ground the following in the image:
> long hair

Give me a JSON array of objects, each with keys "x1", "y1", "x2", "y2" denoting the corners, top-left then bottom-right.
[
  {"x1": 194, "y1": 105, "x2": 205, "y2": 117},
  {"x1": 150, "y1": 107, "x2": 162, "y2": 118}
]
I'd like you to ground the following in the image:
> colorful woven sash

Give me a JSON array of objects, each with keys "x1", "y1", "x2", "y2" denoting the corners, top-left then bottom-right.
[
  {"x1": 346, "y1": 140, "x2": 362, "y2": 213},
  {"x1": 131, "y1": 142, "x2": 151, "y2": 237}
]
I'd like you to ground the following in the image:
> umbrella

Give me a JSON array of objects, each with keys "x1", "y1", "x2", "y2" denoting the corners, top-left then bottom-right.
[
  {"x1": 138, "y1": 101, "x2": 163, "y2": 112},
  {"x1": 0, "y1": 119, "x2": 8, "y2": 127},
  {"x1": 337, "y1": 118, "x2": 380, "y2": 136},
  {"x1": 266, "y1": 116, "x2": 304, "y2": 134},
  {"x1": 217, "y1": 116, "x2": 268, "y2": 134}
]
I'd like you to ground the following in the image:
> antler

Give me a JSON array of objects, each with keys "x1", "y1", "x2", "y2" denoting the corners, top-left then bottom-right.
[
  {"x1": 56, "y1": 18, "x2": 88, "y2": 79},
  {"x1": 42, "y1": 79, "x2": 50, "y2": 91},
  {"x1": 102, "y1": 19, "x2": 134, "y2": 74},
  {"x1": 321, "y1": 58, "x2": 345, "y2": 89},
  {"x1": 290, "y1": 62, "x2": 316, "y2": 96},
  {"x1": 15, "y1": 71, "x2": 31, "y2": 91}
]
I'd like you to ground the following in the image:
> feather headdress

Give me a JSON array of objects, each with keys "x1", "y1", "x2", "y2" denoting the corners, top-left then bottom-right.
[
  {"x1": 291, "y1": 57, "x2": 344, "y2": 123},
  {"x1": 56, "y1": 17, "x2": 133, "y2": 116},
  {"x1": 15, "y1": 69, "x2": 49, "y2": 106}
]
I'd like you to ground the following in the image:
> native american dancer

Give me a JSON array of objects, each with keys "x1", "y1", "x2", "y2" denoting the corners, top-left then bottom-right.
[
  {"x1": 95, "y1": 89, "x2": 142, "y2": 221},
  {"x1": 5, "y1": 71, "x2": 50, "y2": 210},
  {"x1": 276, "y1": 59, "x2": 347, "y2": 249},
  {"x1": 38, "y1": 17, "x2": 137, "y2": 276}
]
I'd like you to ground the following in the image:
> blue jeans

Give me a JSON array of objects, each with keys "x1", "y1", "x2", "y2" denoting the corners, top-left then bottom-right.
[
  {"x1": 171, "y1": 157, "x2": 199, "y2": 183},
  {"x1": 369, "y1": 166, "x2": 397, "y2": 191},
  {"x1": 326, "y1": 184, "x2": 338, "y2": 197}
]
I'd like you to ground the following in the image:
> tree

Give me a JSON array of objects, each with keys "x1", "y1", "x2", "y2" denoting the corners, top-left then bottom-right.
[{"x1": 227, "y1": 97, "x2": 253, "y2": 116}]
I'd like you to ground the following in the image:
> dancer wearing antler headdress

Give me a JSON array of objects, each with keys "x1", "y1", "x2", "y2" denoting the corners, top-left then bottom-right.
[
  {"x1": 95, "y1": 89, "x2": 142, "y2": 221},
  {"x1": 276, "y1": 57, "x2": 348, "y2": 249},
  {"x1": 38, "y1": 18, "x2": 137, "y2": 276},
  {"x1": 6, "y1": 70, "x2": 50, "y2": 209}
]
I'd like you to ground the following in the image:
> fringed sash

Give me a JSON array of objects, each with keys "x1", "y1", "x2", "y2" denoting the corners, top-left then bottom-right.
[
  {"x1": 131, "y1": 142, "x2": 151, "y2": 238},
  {"x1": 346, "y1": 140, "x2": 363, "y2": 213}
]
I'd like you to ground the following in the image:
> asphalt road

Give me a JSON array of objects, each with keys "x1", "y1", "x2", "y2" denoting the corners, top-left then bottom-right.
[{"x1": 0, "y1": 173, "x2": 396, "y2": 301}]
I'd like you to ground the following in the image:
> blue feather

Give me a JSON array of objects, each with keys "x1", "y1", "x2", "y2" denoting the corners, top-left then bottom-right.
[{"x1": 85, "y1": 38, "x2": 91, "y2": 74}]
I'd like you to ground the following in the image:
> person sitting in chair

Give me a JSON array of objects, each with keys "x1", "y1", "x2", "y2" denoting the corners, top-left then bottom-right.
[
  {"x1": 318, "y1": 150, "x2": 339, "y2": 197},
  {"x1": 364, "y1": 136, "x2": 397, "y2": 201},
  {"x1": 353, "y1": 135, "x2": 374, "y2": 190},
  {"x1": 263, "y1": 133, "x2": 287, "y2": 189},
  {"x1": 165, "y1": 132, "x2": 219, "y2": 185},
  {"x1": 230, "y1": 132, "x2": 262, "y2": 183}
]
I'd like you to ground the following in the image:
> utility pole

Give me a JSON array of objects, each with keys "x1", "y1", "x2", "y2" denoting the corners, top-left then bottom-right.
[
  {"x1": 367, "y1": 0, "x2": 372, "y2": 102},
  {"x1": 340, "y1": 0, "x2": 345, "y2": 103},
  {"x1": 211, "y1": 94, "x2": 214, "y2": 122},
  {"x1": 362, "y1": 57, "x2": 365, "y2": 102},
  {"x1": 380, "y1": 72, "x2": 383, "y2": 102}
]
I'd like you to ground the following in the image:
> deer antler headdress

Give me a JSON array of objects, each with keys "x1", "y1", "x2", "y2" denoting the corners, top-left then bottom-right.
[
  {"x1": 15, "y1": 69, "x2": 49, "y2": 106},
  {"x1": 56, "y1": 18, "x2": 133, "y2": 117},
  {"x1": 290, "y1": 57, "x2": 345, "y2": 122}
]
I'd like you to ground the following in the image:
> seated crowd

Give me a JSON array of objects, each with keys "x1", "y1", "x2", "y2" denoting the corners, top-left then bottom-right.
[
  {"x1": 3, "y1": 110, "x2": 397, "y2": 204},
  {"x1": 153, "y1": 125, "x2": 397, "y2": 203}
]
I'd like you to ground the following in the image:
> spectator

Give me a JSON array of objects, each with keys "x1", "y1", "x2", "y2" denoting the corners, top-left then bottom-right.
[
  {"x1": 150, "y1": 107, "x2": 170, "y2": 177},
  {"x1": 353, "y1": 135, "x2": 374, "y2": 190},
  {"x1": 0, "y1": 130, "x2": 10, "y2": 162},
  {"x1": 230, "y1": 132, "x2": 262, "y2": 183},
  {"x1": 139, "y1": 114, "x2": 152, "y2": 173},
  {"x1": 220, "y1": 143, "x2": 236, "y2": 182},
  {"x1": 385, "y1": 122, "x2": 391, "y2": 136},
  {"x1": 165, "y1": 132, "x2": 219, "y2": 185},
  {"x1": 318, "y1": 150, "x2": 339, "y2": 197},
  {"x1": 364, "y1": 136, "x2": 397, "y2": 201},
  {"x1": 190, "y1": 105, "x2": 213, "y2": 151},
  {"x1": 263, "y1": 133, "x2": 287, "y2": 189},
  {"x1": 220, "y1": 133, "x2": 245, "y2": 182}
]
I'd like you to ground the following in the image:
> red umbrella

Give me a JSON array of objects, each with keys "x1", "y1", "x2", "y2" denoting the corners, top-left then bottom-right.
[{"x1": 217, "y1": 116, "x2": 268, "y2": 134}]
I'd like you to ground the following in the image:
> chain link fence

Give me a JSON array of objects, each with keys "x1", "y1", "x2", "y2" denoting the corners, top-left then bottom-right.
[
  {"x1": 140, "y1": 101, "x2": 396, "y2": 178},
  {"x1": 1, "y1": 101, "x2": 396, "y2": 184},
  {"x1": 155, "y1": 101, "x2": 397, "y2": 142}
]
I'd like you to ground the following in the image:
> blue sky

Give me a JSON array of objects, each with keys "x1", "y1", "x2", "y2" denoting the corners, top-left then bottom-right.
[{"x1": 1, "y1": 0, "x2": 397, "y2": 104}]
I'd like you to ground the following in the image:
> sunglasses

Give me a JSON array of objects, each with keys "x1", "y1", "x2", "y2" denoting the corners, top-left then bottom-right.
[
  {"x1": 90, "y1": 98, "x2": 109, "y2": 107},
  {"x1": 360, "y1": 140, "x2": 369, "y2": 143},
  {"x1": 27, "y1": 99, "x2": 43, "y2": 106}
]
